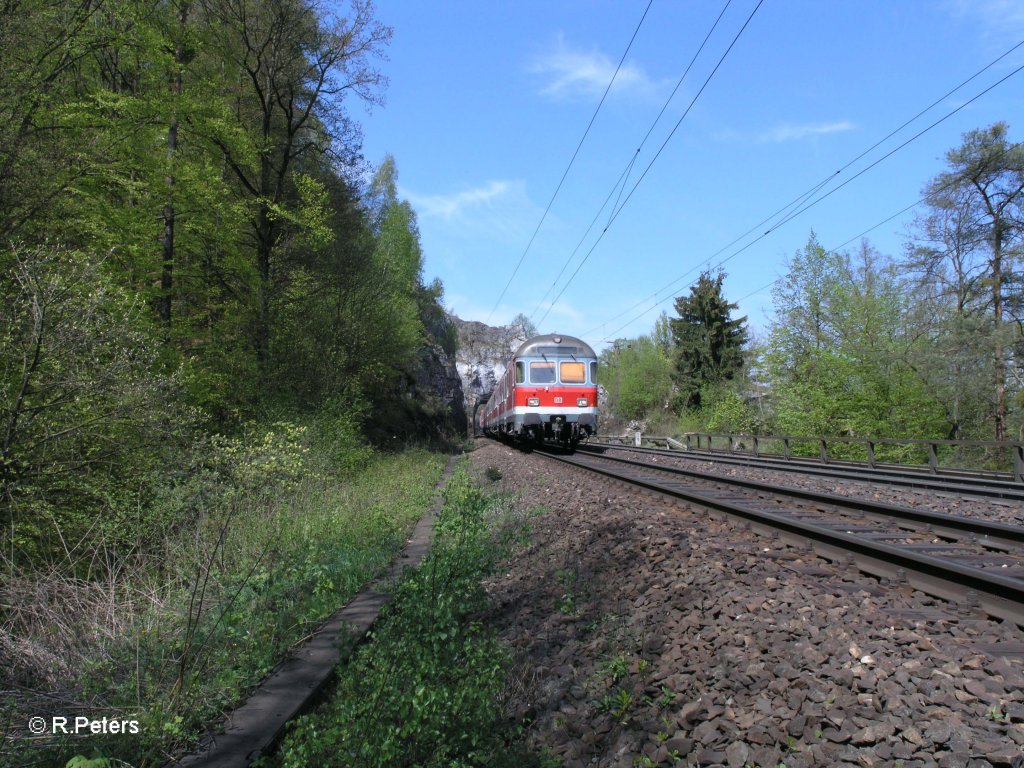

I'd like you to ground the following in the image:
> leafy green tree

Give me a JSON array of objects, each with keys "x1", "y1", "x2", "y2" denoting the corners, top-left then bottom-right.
[
  {"x1": 0, "y1": 0, "x2": 112, "y2": 242},
  {"x1": 767, "y1": 236, "x2": 946, "y2": 440},
  {"x1": 206, "y1": 0, "x2": 392, "y2": 366},
  {"x1": 669, "y1": 270, "x2": 748, "y2": 410},
  {"x1": 908, "y1": 122, "x2": 1024, "y2": 440},
  {"x1": 0, "y1": 245, "x2": 188, "y2": 560},
  {"x1": 601, "y1": 337, "x2": 674, "y2": 421}
]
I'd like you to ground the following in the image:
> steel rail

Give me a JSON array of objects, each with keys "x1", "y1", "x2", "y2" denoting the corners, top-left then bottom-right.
[
  {"x1": 582, "y1": 441, "x2": 1024, "y2": 502},
  {"x1": 577, "y1": 450, "x2": 1024, "y2": 548},
  {"x1": 540, "y1": 451, "x2": 1024, "y2": 626}
]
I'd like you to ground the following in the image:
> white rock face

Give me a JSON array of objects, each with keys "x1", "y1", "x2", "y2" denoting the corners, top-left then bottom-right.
[{"x1": 449, "y1": 314, "x2": 530, "y2": 419}]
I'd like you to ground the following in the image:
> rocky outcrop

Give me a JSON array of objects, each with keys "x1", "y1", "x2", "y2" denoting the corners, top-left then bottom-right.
[
  {"x1": 449, "y1": 315, "x2": 530, "y2": 427},
  {"x1": 409, "y1": 311, "x2": 467, "y2": 437},
  {"x1": 412, "y1": 337, "x2": 467, "y2": 435}
]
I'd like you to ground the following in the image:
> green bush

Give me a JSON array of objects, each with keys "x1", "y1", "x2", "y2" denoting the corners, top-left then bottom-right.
[{"x1": 2, "y1": 431, "x2": 446, "y2": 768}]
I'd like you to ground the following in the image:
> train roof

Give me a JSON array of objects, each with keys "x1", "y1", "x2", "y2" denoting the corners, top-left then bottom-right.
[{"x1": 514, "y1": 334, "x2": 596, "y2": 359}]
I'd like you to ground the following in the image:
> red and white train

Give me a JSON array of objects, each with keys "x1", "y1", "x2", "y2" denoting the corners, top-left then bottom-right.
[{"x1": 477, "y1": 334, "x2": 598, "y2": 451}]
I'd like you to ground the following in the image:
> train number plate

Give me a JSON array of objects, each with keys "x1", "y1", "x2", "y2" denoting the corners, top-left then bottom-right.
[{"x1": 554, "y1": 396, "x2": 563, "y2": 404}]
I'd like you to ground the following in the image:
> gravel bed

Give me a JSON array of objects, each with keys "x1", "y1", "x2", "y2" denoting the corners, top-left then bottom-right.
[
  {"x1": 598, "y1": 447, "x2": 1024, "y2": 528},
  {"x1": 470, "y1": 440, "x2": 1024, "y2": 768}
]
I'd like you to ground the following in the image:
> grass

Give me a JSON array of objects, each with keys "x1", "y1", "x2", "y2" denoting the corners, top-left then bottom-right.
[
  {"x1": 2, "y1": 430, "x2": 448, "y2": 768},
  {"x1": 264, "y1": 463, "x2": 556, "y2": 768}
]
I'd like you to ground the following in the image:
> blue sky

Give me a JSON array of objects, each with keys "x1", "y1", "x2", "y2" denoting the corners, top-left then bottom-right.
[{"x1": 350, "y1": 0, "x2": 1024, "y2": 350}]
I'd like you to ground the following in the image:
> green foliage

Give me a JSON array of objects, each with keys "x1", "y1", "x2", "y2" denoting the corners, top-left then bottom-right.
[
  {"x1": 272, "y1": 466, "x2": 525, "y2": 768},
  {"x1": 0, "y1": 244, "x2": 192, "y2": 561},
  {"x1": 5, "y1": 442, "x2": 447, "y2": 767},
  {"x1": 907, "y1": 122, "x2": 1024, "y2": 440},
  {"x1": 595, "y1": 688, "x2": 634, "y2": 723},
  {"x1": 670, "y1": 270, "x2": 748, "y2": 410},
  {"x1": 766, "y1": 236, "x2": 948, "y2": 443},
  {"x1": 704, "y1": 387, "x2": 756, "y2": 434},
  {"x1": 600, "y1": 334, "x2": 674, "y2": 423}
]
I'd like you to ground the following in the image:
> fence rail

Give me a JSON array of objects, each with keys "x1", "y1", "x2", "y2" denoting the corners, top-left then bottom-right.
[{"x1": 596, "y1": 432, "x2": 1024, "y2": 483}]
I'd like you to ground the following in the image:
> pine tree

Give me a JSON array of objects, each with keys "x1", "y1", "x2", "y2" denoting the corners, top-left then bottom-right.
[{"x1": 670, "y1": 270, "x2": 747, "y2": 410}]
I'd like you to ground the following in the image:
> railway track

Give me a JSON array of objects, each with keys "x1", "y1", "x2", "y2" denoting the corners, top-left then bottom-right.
[
  {"x1": 583, "y1": 440, "x2": 1024, "y2": 502},
  {"x1": 539, "y1": 448, "x2": 1024, "y2": 626}
]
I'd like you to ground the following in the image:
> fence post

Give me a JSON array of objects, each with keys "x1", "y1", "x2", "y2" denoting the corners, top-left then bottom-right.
[
  {"x1": 1014, "y1": 444, "x2": 1024, "y2": 484},
  {"x1": 753, "y1": 435, "x2": 760, "y2": 457},
  {"x1": 819, "y1": 438, "x2": 829, "y2": 464},
  {"x1": 867, "y1": 440, "x2": 876, "y2": 468},
  {"x1": 783, "y1": 438, "x2": 790, "y2": 460},
  {"x1": 928, "y1": 442, "x2": 938, "y2": 474},
  {"x1": 635, "y1": 430, "x2": 642, "y2": 447}
]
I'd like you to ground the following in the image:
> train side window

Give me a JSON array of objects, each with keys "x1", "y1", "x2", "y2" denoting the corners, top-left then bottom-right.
[
  {"x1": 515, "y1": 362, "x2": 525, "y2": 384},
  {"x1": 590, "y1": 361, "x2": 598, "y2": 383},
  {"x1": 530, "y1": 361, "x2": 556, "y2": 383},
  {"x1": 560, "y1": 361, "x2": 585, "y2": 383}
]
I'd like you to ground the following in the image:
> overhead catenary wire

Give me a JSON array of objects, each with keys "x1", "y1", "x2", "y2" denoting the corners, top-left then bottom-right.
[
  {"x1": 596, "y1": 196, "x2": 925, "y2": 343},
  {"x1": 584, "y1": 39, "x2": 1024, "y2": 342},
  {"x1": 485, "y1": 0, "x2": 654, "y2": 324},
  {"x1": 528, "y1": 0, "x2": 736, "y2": 321},
  {"x1": 536, "y1": 0, "x2": 765, "y2": 329}
]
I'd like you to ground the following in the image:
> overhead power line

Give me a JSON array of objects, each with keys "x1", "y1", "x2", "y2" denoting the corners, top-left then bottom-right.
[
  {"x1": 485, "y1": 0, "x2": 654, "y2": 323},
  {"x1": 536, "y1": 0, "x2": 765, "y2": 328},
  {"x1": 528, "y1": 0, "x2": 736, "y2": 321},
  {"x1": 584, "y1": 38, "x2": 1024, "y2": 342}
]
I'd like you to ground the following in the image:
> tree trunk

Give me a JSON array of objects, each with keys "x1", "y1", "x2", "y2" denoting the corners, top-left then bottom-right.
[
  {"x1": 991, "y1": 224, "x2": 1006, "y2": 441},
  {"x1": 159, "y1": 2, "x2": 189, "y2": 329}
]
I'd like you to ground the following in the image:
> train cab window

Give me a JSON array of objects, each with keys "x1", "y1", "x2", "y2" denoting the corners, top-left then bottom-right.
[
  {"x1": 515, "y1": 362, "x2": 525, "y2": 384},
  {"x1": 530, "y1": 361, "x2": 556, "y2": 384},
  {"x1": 560, "y1": 361, "x2": 585, "y2": 384},
  {"x1": 590, "y1": 361, "x2": 598, "y2": 383}
]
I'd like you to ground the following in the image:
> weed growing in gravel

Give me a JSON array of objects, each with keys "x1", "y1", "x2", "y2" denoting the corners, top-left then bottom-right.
[
  {"x1": 600, "y1": 653, "x2": 630, "y2": 684},
  {"x1": 986, "y1": 704, "x2": 1008, "y2": 721},
  {"x1": 596, "y1": 688, "x2": 635, "y2": 723},
  {"x1": 555, "y1": 566, "x2": 583, "y2": 616},
  {"x1": 267, "y1": 464, "x2": 550, "y2": 768},
  {"x1": 656, "y1": 684, "x2": 677, "y2": 707}
]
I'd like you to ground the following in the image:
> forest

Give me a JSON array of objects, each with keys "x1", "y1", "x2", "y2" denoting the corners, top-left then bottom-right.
[
  {"x1": 1, "y1": 1, "x2": 466, "y2": 765},
  {"x1": 3, "y1": 0, "x2": 1024, "y2": 764},
  {"x1": 600, "y1": 122, "x2": 1024, "y2": 458}
]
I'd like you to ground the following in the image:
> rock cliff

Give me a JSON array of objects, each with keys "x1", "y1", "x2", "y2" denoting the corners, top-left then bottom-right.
[{"x1": 449, "y1": 315, "x2": 531, "y2": 428}]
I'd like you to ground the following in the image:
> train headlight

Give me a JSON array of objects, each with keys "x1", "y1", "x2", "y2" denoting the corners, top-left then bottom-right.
[
  {"x1": 577, "y1": 397, "x2": 589, "y2": 407},
  {"x1": 527, "y1": 397, "x2": 540, "y2": 407}
]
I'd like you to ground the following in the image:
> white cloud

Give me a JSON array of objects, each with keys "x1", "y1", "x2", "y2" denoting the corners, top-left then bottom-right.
[
  {"x1": 405, "y1": 180, "x2": 511, "y2": 219},
  {"x1": 530, "y1": 35, "x2": 661, "y2": 102},
  {"x1": 755, "y1": 121, "x2": 857, "y2": 144},
  {"x1": 404, "y1": 178, "x2": 543, "y2": 248}
]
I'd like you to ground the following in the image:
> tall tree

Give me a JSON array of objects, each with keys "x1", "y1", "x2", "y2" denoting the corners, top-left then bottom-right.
[
  {"x1": 669, "y1": 270, "x2": 747, "y2": 410},
  {"x1": 912, "y1": 123, "x2": 1024, "y2": 440},
  {"x1": 206, "y1": 0, "x2": 391, "y2": 365}
]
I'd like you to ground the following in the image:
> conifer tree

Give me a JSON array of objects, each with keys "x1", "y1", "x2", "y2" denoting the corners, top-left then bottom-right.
[{"x1": 670, "y1": 270, "x2": 747, "y2": 410}]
